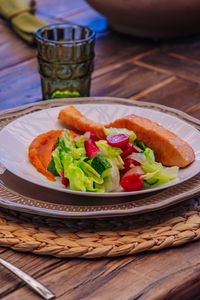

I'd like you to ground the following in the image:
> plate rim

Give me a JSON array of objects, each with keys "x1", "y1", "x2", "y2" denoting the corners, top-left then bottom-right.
[{"x1": 0, "y1": 96, "x2": 200, "y2": 218}]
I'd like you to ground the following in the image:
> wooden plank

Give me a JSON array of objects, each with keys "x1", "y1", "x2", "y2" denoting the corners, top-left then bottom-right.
[
  {"x1": 133, "y1": 76, "x2": 177, "y2": 100},
  {"x1": 91, "y1": 63, "x2": 169, "y2": 98},
  {"x1": 0, "y1": 25, "x2": 36, "y2": 71},
  {"x1": 3, "y1": 241, "x2": 200, "y2": 299},
  {"x1": 138, "y1": 51, "x2": 200, "y2": 83},
  {"x1": 162, "y1": 36, "x2": 200, "y2": 62},
  {"x1": 0, "y1": 249, "x2": 60, "y2": 298},
  {"x1": 0, "y1": 58, "x2": 42, "y2": 110},
  {"x1": 94, "y1": 32, "x2": 155, "y2": 71},
  {"x1": 132, "y1": 77, "x2": 200, "y2": 118},
  {"x1": 2, "y1": 256, "x2": 137, "y2": 299}
]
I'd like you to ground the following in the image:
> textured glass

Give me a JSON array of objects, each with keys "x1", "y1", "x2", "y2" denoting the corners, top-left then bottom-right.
[{"x1": 35, "y1": 24, "x2": 96, "y2": 99}]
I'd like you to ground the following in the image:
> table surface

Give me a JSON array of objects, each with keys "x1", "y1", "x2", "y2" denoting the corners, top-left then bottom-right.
[{"x1": 1, "y1": 1, "x2": 200, "y2": 299}]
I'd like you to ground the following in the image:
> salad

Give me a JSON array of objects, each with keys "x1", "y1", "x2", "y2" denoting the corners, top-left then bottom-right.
[{"x1": 46, "y1": 127, "x2": 179, "y2": 193}]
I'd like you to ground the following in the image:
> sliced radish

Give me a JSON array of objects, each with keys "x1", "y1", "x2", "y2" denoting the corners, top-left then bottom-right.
[
  {"x1": 123, "y1": 158, "x2": 141, "y2": 173},
  {"x1": 132, "y1": 144, "x2": 143, "y2": 153},
  {"x1": 123, "y1": 166, "x2": 144, "y2": 177},
  {"x1": 120, "y1": 143, "x2": 134, "y2": 158},
  {"x1": 84, "y1": 139, "x2": 100, "y2": 158},
  {"x1": 127, "y1": 153, "x2": 144, "y2": 164},
  {"x1": 61, "y1": 169, "x2": 69, "y2": 187},
  {"x1": 84, "y1": 131, "x2": 100, "y2": 141}
]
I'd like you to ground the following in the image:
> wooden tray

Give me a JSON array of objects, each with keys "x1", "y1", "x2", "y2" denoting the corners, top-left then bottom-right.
[{"x1": 0, "y1": 97, "x2": 200, "y2": 219}]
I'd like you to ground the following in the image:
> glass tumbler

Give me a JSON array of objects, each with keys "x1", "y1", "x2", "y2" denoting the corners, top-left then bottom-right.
[{"x1": 35, "y1": 24, "x2": 96, "y2": 99}]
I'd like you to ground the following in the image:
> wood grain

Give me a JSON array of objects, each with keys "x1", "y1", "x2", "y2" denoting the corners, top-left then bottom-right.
[
  {"x1": 135, "y1": 77, "x2": 200, "y2": 119},
  {"x1": 0, "y1": 25, "x2": 36, "y2": 70},
  {"x1": 1, "y1": 0, "x2": 200, "y2": 299},
  {"x1": 138, "y1": 51, "x2": 200, "y2": 83}
]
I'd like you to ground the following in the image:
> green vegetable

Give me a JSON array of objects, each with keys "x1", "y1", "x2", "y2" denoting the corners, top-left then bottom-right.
[
  {"x1": 61, "y1": 152, "x2": 73, "y2": 178},
  {"x1": 91, "y1": 154, "x2": 112, "y2": 177},
  {"x1": 95, "y1": 159, "x2": 120, "y2": 192},
  {"x1": 67, "y1": 166, "x2": 87, "y2": 191},
  {"x1": 144, "y1": 178, "x2": 159, "y2": 185},
  {"x1": 52, "y1": 147, "x2": 63, "y2": 176},
  {"x1": 61, "y1": 129, "x2": 76, "y2": 151},
  {"x1": 54, "y1": 137, "x2": 61, "y2": 150},
  {"x1": 78, "y1": 160, "x2": 104, "y2": 184},
  {"x1": 75, "y1": 135, "x2": 88, "y2": 148},
  {"x1": 103, "y1": 127, "x2": 136, "y2": 143},
  {"x1": 141, "y1": 148, "x2": 179, "y2": 186},
  {"x1": 134, "y1": 140, "x2": 146, "y2": 150},
  {"x1": 157, "y1": 166, "x2": 179, "y2": 184},
  {"x1": 96, "y1": 140, "x2": 122, "y2": 158},
  {"x1": 70, "y1": 147, "x2": 86, "y2": 160},
  {"x1": 48, "y1": 127, "x2": 179, "y2": 193},
  {"x1": 141, "y1": 148, "x2": 162, "y2": 173},
  {"x1": 47, "y1": 157, "x2": 59, "y2": 175}
]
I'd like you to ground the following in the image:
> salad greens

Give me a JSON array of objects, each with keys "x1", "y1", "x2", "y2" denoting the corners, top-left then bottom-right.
[
  {"x1": 47, "y1": 128, "x2": 179, "y2": 193},
  {"x1": 103, "y1": 126, "x2": 136, "y2": 143}
]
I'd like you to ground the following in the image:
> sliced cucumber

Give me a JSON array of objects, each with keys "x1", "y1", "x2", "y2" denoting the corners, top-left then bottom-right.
[
  {"x1": 144, "y1": 178, "x2": 159, "y2": 185},
  {"x1": 91, "y1": 154, "x2": 112, "y2": 176},
  {"x1": 135, "y1": 140, "x2": 146, "y2": 151}
]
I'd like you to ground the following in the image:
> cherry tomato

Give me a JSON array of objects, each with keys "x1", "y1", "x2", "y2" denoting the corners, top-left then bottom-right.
[
  {"x1": 123, "y1": 158, "x2": 141, "y2": 172},
  {"x1": 120, "y1": 143, "x2": 134, "y2": 158},
  {"x1": 120, "y1": 173, "x2": 144, "y2": 191},
  {"x1": 106, "y1": 134, "x2": 129, "y2": 149}
]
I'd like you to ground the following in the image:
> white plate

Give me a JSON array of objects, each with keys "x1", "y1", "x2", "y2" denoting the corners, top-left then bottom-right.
[{"x1": 0, "y1": 103, "x2": 200, "y2": 197}]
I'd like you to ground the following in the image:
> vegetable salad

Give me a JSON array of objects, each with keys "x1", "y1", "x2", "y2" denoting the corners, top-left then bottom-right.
[{"x1": 47, "y1": 127, "x2": 179, "y2": 192}]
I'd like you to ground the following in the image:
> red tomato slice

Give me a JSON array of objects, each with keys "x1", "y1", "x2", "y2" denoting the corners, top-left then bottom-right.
[
  {"x1": 106, "y1": 134, "x2": 129, "y2": 149},
  {"x1": 120, "y1": 173, "x2": 144, "y2": 191},
  {"x1": 120, "y1": 143, "x2": 134, "y2": 158}
]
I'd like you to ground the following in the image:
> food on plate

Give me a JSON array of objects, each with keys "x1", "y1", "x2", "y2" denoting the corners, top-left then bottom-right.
[
  {"x1": 29, "y1": 105, "x2": 193, "y2": 192},
  {"x1": 58, "y1": 105, "x2": 106, "y2": 139},
  {"x1": 58, "y1": 106, "x2": 195, "y2": 168},
  {"x1": 108, "y1": 115, "x2": 195, "y2": 168},
  {"x1": 28, "y1": 129, "x2": 77, "y2": 181}
]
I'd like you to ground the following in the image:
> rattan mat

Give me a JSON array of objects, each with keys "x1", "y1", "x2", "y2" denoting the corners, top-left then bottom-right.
[{"x1": 0, "y1": 197, "x2": 200, "y2": 258}]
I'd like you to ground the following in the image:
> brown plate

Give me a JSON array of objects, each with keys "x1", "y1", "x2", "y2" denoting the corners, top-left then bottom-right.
[{"x1": 0, "y1": 97, "x2": 200, "y2": 218}]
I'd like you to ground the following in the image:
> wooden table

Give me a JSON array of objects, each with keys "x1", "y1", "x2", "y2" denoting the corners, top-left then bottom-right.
[{"x1": 1, "y1": 1, "x2": 200, "y2": 299}]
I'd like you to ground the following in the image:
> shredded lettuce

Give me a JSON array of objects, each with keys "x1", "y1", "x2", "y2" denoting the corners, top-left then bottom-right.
[
  {"x1": 96, "y1": 140, "x2": 122, "y2": 157},
  {"x1": 52, "y1": 147, "x2": 63, "y2": 176},
  {"x1": 95, "y1": 140, "x2": 124, "y2": 170},
  {"x1": 103, "y1": 126, "x2": 136, "y2": 143},
  {"x1": 74, "y1": 135, "x2": 88, "y2": 148},
  {"x1": 61, "y1": 129, "x2": 75, "y2": 151},
  {"x1": 141, "y1": 148, "x2": 179, "y2": 186},
  {"x1": 49, "y1": 128, "x2": 179, "y2": 193},
  {"x1": 78, "y1": 160, "x2": 104, "y2": 184},
  {"x1": 95, "y1": 159, "x2": 120, "y2": 192}
]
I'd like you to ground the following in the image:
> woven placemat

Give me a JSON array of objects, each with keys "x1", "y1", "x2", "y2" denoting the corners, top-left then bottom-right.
[{"x1": 0, "y1": 197, "x2": 200, "y2": 258}]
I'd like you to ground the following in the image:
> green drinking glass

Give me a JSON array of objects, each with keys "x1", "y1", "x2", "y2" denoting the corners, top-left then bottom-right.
[{"x1": 35, "y1": 23, "x2": 96, "y2": 100}]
